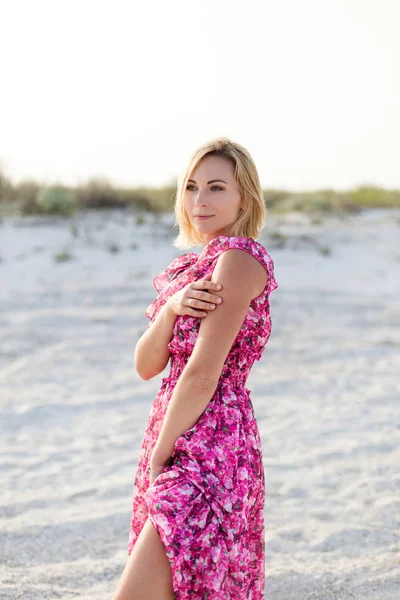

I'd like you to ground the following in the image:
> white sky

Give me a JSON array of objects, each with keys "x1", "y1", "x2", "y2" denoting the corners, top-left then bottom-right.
[{"x1": 1, "y1": 0, "x2": 399, "y2": 191}]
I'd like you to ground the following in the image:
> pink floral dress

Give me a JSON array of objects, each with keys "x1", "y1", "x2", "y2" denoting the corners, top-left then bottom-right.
[{"x1": 128, "y1": 235, "x2": 278, "y2": 599}]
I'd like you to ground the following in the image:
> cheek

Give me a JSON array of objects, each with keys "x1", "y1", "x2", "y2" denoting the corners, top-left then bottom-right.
[{"x1": 222, "y1": 193, "x2": 241, "y2": 212}]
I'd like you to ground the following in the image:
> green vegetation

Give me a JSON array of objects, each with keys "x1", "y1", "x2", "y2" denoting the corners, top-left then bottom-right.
[
  {"x1": 263, "y1": 187, "x2": 400, "y2": 214},
  {"x1": 107, "y1": 243, "x2": 120, "y2": 253},
  {"x1": 54, "y1": 250, "x2": 73, "y2": 263},
  {"x1": 135, "y1": 214, "x2": 146, "y2": 225},
  {"x1": 0, "y1": 165, "x2": 399, "y2": 217},
  {"x1": 37, "y1": 185, "x2": 76, "y2": 216}
]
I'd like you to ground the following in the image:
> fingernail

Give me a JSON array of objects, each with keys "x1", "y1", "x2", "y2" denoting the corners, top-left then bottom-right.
[{"x1": 216, "y1": 284, "x2": 221, "y2": 289}]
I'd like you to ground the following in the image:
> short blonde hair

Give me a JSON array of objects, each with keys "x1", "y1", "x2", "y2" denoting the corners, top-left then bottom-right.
[{"x1": 172, "y1": 137, "x2": 267, "y2": 249}]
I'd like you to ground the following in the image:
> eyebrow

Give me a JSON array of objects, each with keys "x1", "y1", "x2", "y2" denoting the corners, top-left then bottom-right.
[{"x1": 187, "y1": 179, "x2": 228, "y2": 185}]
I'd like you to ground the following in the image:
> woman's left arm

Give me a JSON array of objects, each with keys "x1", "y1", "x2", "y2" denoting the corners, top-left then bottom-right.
[{"x1": 150, "y1": 249, "x2": 267, "y2": 473}]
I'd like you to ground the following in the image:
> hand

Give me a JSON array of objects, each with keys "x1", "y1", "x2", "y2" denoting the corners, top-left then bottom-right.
[
  {"x1": 149, "y1": 466, "x2": 162, "y2": 487},
  {"x1": 149, "y1": 458, "x2": 170, "y2": 486},
  {"x1": 166, "y1": 273, "x2": 223, "y2": 319}
]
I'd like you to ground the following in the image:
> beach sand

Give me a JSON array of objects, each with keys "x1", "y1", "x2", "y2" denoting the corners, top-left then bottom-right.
[{"x1": 0, "y1": 208, "x2": 399, "y2": 599}]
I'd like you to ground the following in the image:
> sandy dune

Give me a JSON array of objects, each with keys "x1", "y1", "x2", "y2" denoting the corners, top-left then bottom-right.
[{"x1": 0, "y1": 208, "x2": 399, "y2": 599}]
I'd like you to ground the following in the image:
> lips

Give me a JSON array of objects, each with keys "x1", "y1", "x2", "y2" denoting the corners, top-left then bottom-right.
[{"x1": 195, "y1": 215, "x2": 213, "y2": 219}]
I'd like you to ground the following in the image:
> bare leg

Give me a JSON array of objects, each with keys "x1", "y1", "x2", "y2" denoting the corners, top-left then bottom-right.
[{"x1": 112, "y1": 518, "x2": 175, "y2": 600}]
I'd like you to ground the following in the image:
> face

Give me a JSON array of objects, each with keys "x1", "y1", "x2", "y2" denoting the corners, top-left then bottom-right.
[{"x1": 184, "y1": 155, "x2": 243, "y2": 246}]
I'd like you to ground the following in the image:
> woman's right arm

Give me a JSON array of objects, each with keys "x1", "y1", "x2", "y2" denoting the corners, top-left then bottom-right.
[
  {"x1": 135, "y1": 275, "x2": 224, "y2": 380},
  {"x1": 134, "y1": 300, "x2": 176, "y2": 380}
]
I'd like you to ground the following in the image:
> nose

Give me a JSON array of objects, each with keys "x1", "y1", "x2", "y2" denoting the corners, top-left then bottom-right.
[{"x1": 193, "y1": 189, "x2": 208, "y2": 207}]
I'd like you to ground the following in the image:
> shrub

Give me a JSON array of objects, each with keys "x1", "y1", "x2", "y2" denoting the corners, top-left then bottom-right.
[
  {"x1": 16, "y1": 180, "x2": 43, "y2": 215},
  {"x1": 116, "y1": 187, "x2": 153, "y2": 211},
  {"x1": 37, "y1": 185, "x2": 76, "y2": 216},
  {"x1": 0, "y1": 166, "x2": 15, "y2": 202},
  {"x1": 135, "y1": 214, "x2": 146, "y2": 225},
  {"x1": 350, "y1": 186, "x2": 400, "y2": 208},
  {"x1": 54, "y1": 250, "x2": 72, "y2": 262},
  {"x1": 76, "y1": 178, "x2": 126, "y2": 208}
]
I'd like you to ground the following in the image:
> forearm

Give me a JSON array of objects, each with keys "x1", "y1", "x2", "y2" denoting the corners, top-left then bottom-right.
[
  {"x1": 134, "y1": 300, "x2": 177, "y2": 380},
  {"x1": 151, "y1": 367, "x2": 218, "y2": 467}
]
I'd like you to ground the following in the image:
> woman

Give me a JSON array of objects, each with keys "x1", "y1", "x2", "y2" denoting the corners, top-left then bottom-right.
[{"x1": 113, "y1": 137, "x2": 278, "y2": 599}]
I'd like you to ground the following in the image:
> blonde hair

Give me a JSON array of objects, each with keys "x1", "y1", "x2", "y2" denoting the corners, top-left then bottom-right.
[{"x1": 172, "y1": 137, "x2": 267, "y2": 249}]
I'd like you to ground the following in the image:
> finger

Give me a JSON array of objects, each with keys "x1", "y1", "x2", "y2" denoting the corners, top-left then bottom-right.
[
  {"x1": 207, "y1": 293, "x2": 223, "y2": 304},
  {"x1": 188, "y1": 290, "x2": 222, "y2": 309},
  {"x1": 190, "y1": 309, "x2": 207, "y2": 317},
  {"x1": 196, "y1": 277, "x2": 222, "y2": 290},
  {"x1": 185, "y1": 298, "x2": 208, "y2": 315},
  {"x1": 187, "y1": 297, "x2": 217, "y2": 312}
]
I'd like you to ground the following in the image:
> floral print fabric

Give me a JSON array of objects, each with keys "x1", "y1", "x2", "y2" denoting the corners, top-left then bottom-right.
[{"x1": 128, "y1": 235, "x2": 278, "y2": 599}]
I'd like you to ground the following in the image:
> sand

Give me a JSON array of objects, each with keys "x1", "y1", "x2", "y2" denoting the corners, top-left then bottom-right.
[{"x1": 0, "y1": 207, "x2": 399, "y2": 599}]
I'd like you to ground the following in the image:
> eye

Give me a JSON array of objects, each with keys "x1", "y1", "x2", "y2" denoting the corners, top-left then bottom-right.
[{"x1": 185, "y1": 185, "x2": 224, "y2": 191}]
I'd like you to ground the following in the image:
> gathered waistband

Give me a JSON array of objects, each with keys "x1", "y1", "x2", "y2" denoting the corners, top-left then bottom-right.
[{"x1": 161, "y1": 372, "x2": 250, "y2": 393}]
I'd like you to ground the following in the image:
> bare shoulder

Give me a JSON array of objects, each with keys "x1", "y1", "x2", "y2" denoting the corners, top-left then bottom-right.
[{"x1": 212, "y1": 247, "x2": 267, "y2": 301}]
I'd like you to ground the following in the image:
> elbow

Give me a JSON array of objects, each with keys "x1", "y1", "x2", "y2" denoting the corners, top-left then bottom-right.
[
  {"x1": 137, "y1": 369, "x2": 153, "y2": 381},
  {"x1": 134, "y1": 355, "x2": 168, "y2": 381},
  {"x1": 134, "y1": 341, "x2": 156, "y2": 380},
  {"x1": 135, "y1": 361, "x2": 156, "y2": 381},
  {"x1": 134, "y1": 352, "x2": 153, "y2": 381}
]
